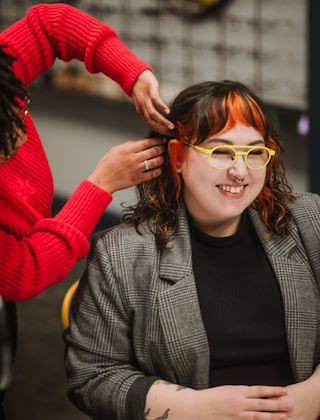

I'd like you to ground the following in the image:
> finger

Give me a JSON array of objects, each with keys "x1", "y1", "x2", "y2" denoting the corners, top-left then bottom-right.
[
  {"x1": 138, "y1": 167, "x2": 163, "y2": 182},
  {"x1": 131, "y1": 138, "x2": 166, "y2": 153},
  {"x1": 150, "y1": 91, "x2": 170, "y2": 115},
  {"x1": 247, "y1": 386, "x2": 287, "y2": 399},
  {"x1": 141, "y1": 155, "x2": 165, "y2": 172},
  {"x1": 139, "y1": 145, "x2": 165, "y2": 161},
  {"x1": 147, "y1": 120, "x2": 174, "y2": 136},
  {"x1": 144, "y1": 99, "x2": 174, "y2": 130},
  {"x1": 244, "y1": 411, "x2": 287, "y2": 420},
  {"x1": 248, "y1": 398, "x2": 292, "y2": 413}
]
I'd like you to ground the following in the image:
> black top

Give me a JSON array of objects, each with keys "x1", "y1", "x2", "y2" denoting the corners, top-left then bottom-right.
[
  {"x1": 189, "y1": 211, "x2": 295, "y2": 387},
  {"x1": 128, "y1": 211, "x2": 295, "y2": 420}
]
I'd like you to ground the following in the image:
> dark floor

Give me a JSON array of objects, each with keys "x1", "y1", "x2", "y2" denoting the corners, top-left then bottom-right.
[{"x1": 3, "y1": 261, "x2": 88, "y2": 420}]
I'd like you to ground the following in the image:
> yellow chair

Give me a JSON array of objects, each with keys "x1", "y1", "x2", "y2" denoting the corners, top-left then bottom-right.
[{"x1": 61, "y1": 279, "x2": 79, "y2": 329}]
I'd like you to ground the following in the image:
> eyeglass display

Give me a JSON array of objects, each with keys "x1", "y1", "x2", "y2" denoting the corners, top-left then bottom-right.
[{"x1": 0, "y1": 0, "x2": 307, "y2": 110}]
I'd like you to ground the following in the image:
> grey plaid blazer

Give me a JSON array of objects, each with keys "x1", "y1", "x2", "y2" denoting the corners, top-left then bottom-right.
[{"x1": 65, "y1": 192, "x2": 320, "y2": 419}]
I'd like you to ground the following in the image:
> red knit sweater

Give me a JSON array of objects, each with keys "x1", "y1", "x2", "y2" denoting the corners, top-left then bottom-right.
[{"x1": 0, "y1": 4, "x2": 151, "y2": 301}]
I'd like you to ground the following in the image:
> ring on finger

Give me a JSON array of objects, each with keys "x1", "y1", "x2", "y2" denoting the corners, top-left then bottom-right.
[{"x1": 143, "y1": 159, "x2": 150, "y2": 171}]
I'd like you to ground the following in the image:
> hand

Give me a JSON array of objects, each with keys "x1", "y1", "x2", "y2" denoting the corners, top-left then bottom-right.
[
  {"x1": 131, "y1": 70, "x2": 174, "y2": 135},
  {"x1": 87, "y1": 137, "x2": 165, "y2": 194},
  {"x1": 277, "y1": 380, "x2": 320, "y2": 420},
  {"x1": 196, "y1": 385, "x2": 292, "y2": 420}
]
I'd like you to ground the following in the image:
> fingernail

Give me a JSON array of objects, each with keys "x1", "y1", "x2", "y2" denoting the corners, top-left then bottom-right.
[
  {"x1": 168, "y1": 124, "x2": 175, "y2": 130},
  {"x1": 164, "y1": 107, "x2": 170, "y2": 114}
]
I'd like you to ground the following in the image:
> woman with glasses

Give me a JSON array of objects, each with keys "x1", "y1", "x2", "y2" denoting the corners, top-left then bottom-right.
[{"x1": 65, "y1": 81, "x2": 320, "y2": 420}]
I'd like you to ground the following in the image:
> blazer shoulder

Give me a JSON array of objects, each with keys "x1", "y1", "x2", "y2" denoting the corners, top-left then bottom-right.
[
  {"x1": 289, "y1": 192, "x2": 320, "y2": 220},
  {"x1": 91, "y1": 221, "x2": 157, "y2": 254}
]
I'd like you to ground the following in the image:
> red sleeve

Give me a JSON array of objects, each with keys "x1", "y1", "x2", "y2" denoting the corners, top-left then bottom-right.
[
  {"x1": 0, "y1": 181, "x2": 112, "y2": 301},
  {"x1": 0, "y1": 3, "x2": 151, "y2": 95}
]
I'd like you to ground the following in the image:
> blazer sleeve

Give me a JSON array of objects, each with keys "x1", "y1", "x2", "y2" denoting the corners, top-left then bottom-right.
[
  {"x1": 64, "y1": 233, "x2": 155, "y2": 419},
  {"x1": 0, "y1": 3, "x2": 151, "y2": 95}
]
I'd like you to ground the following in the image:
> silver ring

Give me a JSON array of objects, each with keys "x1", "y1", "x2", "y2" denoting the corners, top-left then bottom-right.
[{"x1": 143, "y1": 159, "x2": 149, "y2": 171}]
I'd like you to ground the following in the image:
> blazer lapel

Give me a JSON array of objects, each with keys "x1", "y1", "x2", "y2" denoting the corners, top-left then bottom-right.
[
  {"x1": 158, "y1": 207, "x2": 210, "y2": 388},
  {"x1": 249, "y1": 207, "x2": 319, "y2": 381}
]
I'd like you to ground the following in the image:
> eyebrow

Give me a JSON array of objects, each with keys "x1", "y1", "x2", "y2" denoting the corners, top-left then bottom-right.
[{"x1": 204, "y1": 138, "x2": 265, "y2": 146}]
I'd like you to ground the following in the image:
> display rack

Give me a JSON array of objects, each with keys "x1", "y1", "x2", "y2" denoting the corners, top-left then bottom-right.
[{"x1": 0, "y1": 0, "x2": 307, "y2": 110}]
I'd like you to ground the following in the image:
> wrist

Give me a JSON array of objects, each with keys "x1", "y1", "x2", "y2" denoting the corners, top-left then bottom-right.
[
  {"x1": 87, "y1": 174, "x2": 114, "y2": 194},
  {"x1": 306, "y1": 366, "x2": 320, "y2": 415}
]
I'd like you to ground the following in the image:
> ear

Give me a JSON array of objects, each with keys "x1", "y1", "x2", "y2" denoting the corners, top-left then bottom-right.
[{"x1": 168, "y1": 139, "x2": 183, "y2": 173}]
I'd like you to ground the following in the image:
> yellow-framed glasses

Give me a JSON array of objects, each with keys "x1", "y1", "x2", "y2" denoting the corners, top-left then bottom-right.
[{"x1": 183, "y1": 142, "x2": 276, "y2": 170}]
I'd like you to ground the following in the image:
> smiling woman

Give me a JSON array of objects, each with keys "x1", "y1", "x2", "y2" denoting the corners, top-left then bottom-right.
[
  {"x1": 125, "y1": 80, "x2": 293, "y2": 245},
  {"x1": 65, "y1": 81, "x2": 320, "y2": 420}
]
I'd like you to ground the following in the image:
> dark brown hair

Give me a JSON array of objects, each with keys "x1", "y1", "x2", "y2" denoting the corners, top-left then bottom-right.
[
  {"x1": 0, "y1": 45, "x2": 30, "y2": 157},
  {"x1": 123, "y1": 81, "x2": 294, "y2": 248}
]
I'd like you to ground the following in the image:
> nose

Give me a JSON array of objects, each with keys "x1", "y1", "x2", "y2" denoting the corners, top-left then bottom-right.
[{"x1": 228, "y1": 155, "x2": 248, "y2": 179}]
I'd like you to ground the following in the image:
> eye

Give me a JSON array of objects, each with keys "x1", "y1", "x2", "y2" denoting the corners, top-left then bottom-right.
[
  {"x1": 212, "y1": 147, "x2": 234, "y2": 156},
  {"x1": 249, "y1": 149, "x2": 263, "y2": 155}
]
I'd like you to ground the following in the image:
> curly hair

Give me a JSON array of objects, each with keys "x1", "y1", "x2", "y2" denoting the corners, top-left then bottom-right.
[
  {"x1": 123, "y1": 81, "x2": 294, "y2": 248},
  {"x1": 0, "y1": 44, "x2": 30, "y2": 157}
]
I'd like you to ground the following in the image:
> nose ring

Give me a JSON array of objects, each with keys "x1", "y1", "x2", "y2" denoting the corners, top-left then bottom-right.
[{"x1": 231, "y1": 175, "x2": 244, "y2": 184}]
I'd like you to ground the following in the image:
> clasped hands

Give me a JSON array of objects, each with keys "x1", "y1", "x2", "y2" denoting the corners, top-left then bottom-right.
[{"x1": 195, "y1": 378, "x2": 320, "y2": 420}]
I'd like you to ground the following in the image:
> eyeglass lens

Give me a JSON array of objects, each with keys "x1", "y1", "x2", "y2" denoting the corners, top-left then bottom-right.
[{"x1": 210, "y1": 146, "x2": 270, "y2": 169}]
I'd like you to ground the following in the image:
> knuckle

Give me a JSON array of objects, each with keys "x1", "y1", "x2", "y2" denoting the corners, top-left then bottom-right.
[
  {"x1": 154, "y1": 156, "x2": 164, "y2": 166},
  {"x1": 149, "y1": 110, "x2": 158, "y2": 119},
  {"x1": 156, "y1": 145, "x2": 165, "y2": 154},
  {"x1": 148, "y1": 168, "x2": 162, "y2": 179},
  {"x1": 256, "y1": 399, "x2": 264, "y2": 411},
  {"x1": 254, "y1": 385, "x2": 264, "y2": 395}
]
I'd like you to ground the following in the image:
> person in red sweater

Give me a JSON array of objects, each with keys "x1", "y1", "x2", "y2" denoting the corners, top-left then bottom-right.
[
  {"x1": 0, "y1": 3, "x2": 172, "y2": 302},
  {"x1": 0, "y1": 4, "x2": 172, "y2": 412}
]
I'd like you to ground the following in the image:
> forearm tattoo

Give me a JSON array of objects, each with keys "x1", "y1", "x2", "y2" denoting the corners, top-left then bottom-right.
[
  {"x1": 144, "y1": 408, "x2": 151, "y2": 419},
  {"x1": 155, "y1": 409, "x2": 170, "y2": 419},
  {"x1": 153, "y1": 379, "x2": 186, "y2": 391},
  {"x1": 144, "y1": 408, "x2": 171, "y2": 420},
  {"x1": 147, "y1": 380, "x2": 186, "y2": 419}
]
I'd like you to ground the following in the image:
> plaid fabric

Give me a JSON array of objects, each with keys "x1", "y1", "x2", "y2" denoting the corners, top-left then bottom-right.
[{"x1": 65, "y1": 192, "x2": 320, "y2": 419}]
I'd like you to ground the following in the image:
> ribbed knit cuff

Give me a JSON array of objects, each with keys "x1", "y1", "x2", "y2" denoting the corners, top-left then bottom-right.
[{"x1": 55, "y1": 181, "x2": 112, "y2": 238}]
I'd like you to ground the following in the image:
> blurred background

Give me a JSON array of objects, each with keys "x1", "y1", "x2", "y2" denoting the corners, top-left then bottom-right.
[{"x1": 0, "y1": 0, "x2": 318, "y2": 418}]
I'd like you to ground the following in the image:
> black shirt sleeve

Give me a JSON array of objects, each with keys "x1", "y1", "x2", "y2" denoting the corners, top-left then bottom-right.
[{"x1": 126, "y1": 376, "x2": 159, "y2": 420}]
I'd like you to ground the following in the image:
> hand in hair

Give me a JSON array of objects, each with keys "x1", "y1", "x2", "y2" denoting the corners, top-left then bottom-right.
[
  {"x1": 131, "y1": 70, "x2": 174, "y2": 135},
  {"x1": 87, "y1": 137, "x2": 166, "y2": 194}
]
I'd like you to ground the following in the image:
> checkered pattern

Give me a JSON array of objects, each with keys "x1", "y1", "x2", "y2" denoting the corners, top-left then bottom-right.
[{"x1": 65, "y1": 193, "x2": 320, "y2": 419}]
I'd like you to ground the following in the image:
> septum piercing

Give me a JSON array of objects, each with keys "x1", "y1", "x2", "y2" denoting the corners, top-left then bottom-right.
[{"x1": 231, "y1": 175, "x2": 244, "y2": 184}]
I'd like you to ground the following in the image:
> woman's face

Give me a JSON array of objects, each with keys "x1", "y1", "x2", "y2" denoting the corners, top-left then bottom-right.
[{"x1": 173, "y1": 123, "x2": 267, "y2": 237}]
